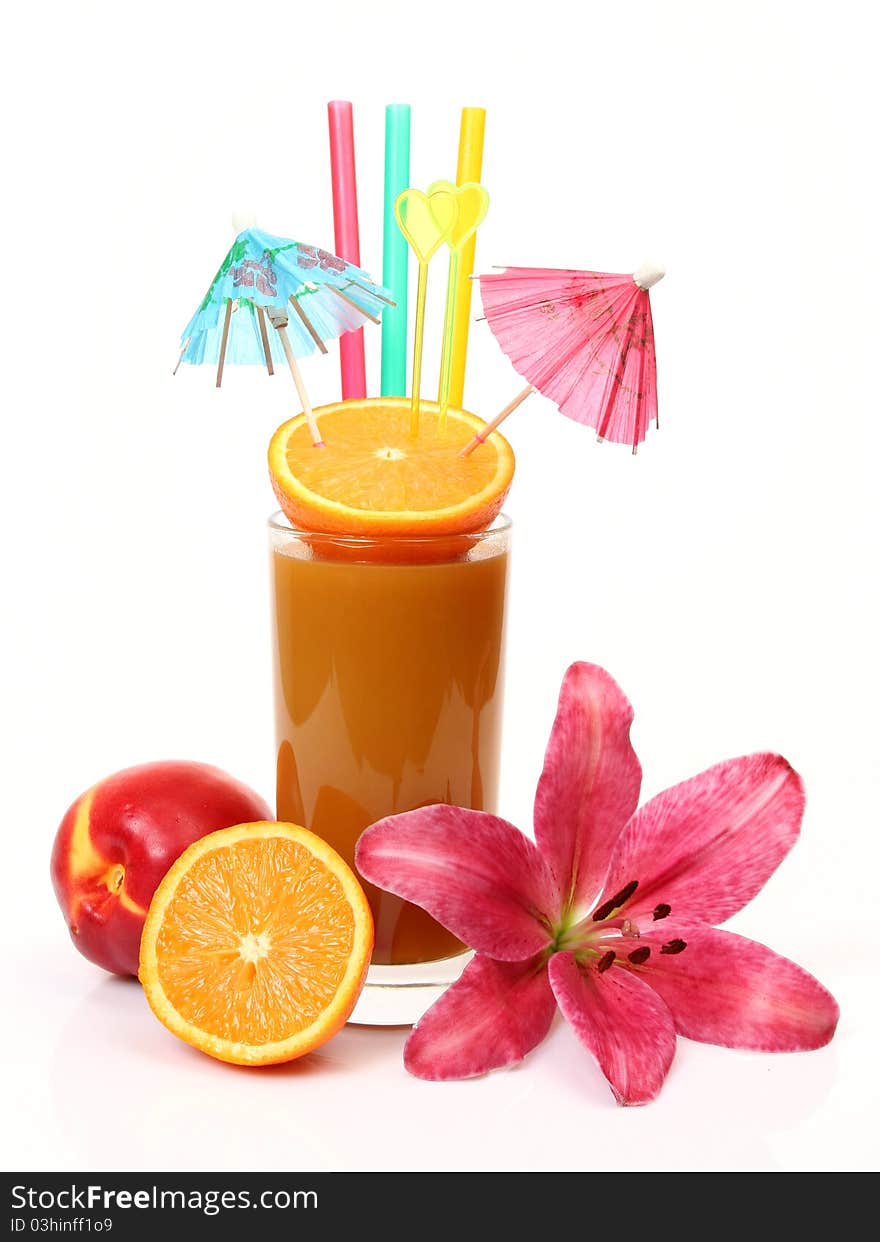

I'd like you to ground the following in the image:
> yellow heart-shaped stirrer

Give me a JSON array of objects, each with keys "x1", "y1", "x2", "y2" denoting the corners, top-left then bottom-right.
[
  {"x1": 395, "y1": 187, "x2": 458, "y2": 263},
  {"x1": 395, "y1": 187, "x2": 460, "y2": 432},
  {"x1": 427, "y1": 180, "x2": 489, "y2": 251},
  {"x1": 427, "y1": 181, "x2": 490, "y2": 429}
]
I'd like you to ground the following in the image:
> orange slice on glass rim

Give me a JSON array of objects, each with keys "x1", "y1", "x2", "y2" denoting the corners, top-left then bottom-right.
[
  {"x1": 139, "y1": 822, "x2": 373, "y2": 1066},
  {"x1": 268, "y1": 398, "x2": 515, "y2": 536}
]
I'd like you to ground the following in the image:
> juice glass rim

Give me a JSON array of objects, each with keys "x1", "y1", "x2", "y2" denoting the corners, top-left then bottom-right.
[{"x1": 267, "y1": 511, "x2": 512, "y2": 548}]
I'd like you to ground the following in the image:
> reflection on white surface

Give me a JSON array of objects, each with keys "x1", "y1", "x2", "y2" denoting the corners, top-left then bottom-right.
[
  {"x1": 36, "y1": 951, "x2": 846, "y2": 1173},
  {"x1": 49, "y1": 972, "x2": 409, "y2": 1171}
]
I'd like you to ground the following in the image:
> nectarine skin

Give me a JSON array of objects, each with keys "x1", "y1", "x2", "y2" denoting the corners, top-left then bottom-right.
[{"x1": 50, "y1": 761, "x2": 272, "y2": 975}]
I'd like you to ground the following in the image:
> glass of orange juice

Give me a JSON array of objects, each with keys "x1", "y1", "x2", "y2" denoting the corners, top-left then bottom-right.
[{"x1": 269, "y1": 506, "x2": 510, "y2": 1024}]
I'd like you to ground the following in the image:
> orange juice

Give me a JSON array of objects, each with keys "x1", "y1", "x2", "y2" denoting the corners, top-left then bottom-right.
[{"x1": 270, "y1": 518, "x2": 510, "y2": 965}]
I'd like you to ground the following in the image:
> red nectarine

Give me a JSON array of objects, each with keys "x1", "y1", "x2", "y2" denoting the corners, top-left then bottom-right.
[{"x1": 50, "y1": 761, "x2": 271, "y2": 975}]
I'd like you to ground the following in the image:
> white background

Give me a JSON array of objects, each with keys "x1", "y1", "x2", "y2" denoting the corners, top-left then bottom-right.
[{"x1": 2, "y1": 0, "x2": 877, "y2": 1173}]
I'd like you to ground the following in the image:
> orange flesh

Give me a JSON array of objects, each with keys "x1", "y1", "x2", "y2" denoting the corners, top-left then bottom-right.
[
  {"x1": 154, "y1": 837, "x2": 355, "y2": 1044},
  {"x1": 269, "y1": 399, "x2": 514, "y2": 535},
  {"x1": 286, "y1": 403, "x2": 499, "y2": 511}
]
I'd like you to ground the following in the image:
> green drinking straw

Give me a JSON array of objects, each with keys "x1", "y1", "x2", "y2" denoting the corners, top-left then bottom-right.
[{"x1": 381, "y1": 105, "x2": 411, "y2": 397}]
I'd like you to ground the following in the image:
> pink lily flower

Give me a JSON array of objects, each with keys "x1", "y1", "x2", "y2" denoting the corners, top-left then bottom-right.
[{"x1": 356, "y1": 663, "x2": 838, "y2": 1105}]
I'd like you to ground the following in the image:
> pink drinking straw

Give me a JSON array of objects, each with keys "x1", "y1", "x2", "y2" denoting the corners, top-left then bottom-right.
[{"x1": 327, "y1": 100, "x2": 367, "y2": 400}]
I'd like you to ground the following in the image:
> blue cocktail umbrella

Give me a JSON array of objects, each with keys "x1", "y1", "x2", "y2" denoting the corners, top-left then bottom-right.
[{"x1": 176, "y1": 227, "x2": 393, "y2": 445}]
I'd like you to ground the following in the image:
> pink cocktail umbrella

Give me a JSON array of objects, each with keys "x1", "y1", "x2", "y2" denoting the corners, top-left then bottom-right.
[{"x1": 462, "y1": 263, "x2": 665, "y2": 456}]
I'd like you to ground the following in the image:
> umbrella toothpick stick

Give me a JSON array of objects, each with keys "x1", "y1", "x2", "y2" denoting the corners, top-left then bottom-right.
[
  {"x1": 289, "y1": 295, "x2": 328, "y2": 355},
  {"x1": 173, "y1": 337, "x2": 191, "y2": 376},
  {"x1": 215, "y1": 299, "x2": 233, "y2": 387},
  {"x1": 351, "y1": 279, "x2": 396, "y2": 306},
  {"x1": 329, "y1": 284, "x2": 382, "y2": 325},
  {"x1": 460, "y1": 385, "x2": 535, "y2": 456},
  {"x1": 256, "y1": 306, "x2": 274, "y2": 376},
  {"x1": 266, "y1": 307, "x2": 325, "y2": 448}
]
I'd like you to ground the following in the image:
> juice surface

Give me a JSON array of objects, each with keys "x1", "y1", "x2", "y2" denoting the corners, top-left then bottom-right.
[{"x1": 271, "y1": 541, "x2": 508, "y2": 965}]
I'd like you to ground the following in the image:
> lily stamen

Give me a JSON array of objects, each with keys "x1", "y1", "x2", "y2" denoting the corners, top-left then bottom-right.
[{"x1": 591, "y1": 879, "x2": 639, "y2": 922}]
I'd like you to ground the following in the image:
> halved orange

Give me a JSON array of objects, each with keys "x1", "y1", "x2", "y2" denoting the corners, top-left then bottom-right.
[
  {"x1": 268, "y1": 397, "x2": 515, "y2": 536},
  {"x1": 139, "y1": 822, "x2": 373, "y2": 1066}
]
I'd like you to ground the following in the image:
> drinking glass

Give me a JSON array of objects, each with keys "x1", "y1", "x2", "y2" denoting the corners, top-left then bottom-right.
[{"x1": 269, "y1": 507, "x2": 511, "y2": 1023}]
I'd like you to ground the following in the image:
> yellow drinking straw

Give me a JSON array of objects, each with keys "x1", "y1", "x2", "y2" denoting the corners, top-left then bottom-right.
[
  {"x1": 430, "y1": 179, "x2": 489, "y2": 433},
  {"x1": 395, "y1": 186, "x2": 458, "y2": 435},
  {"x1": 448, "y1": 107, "x2": 486, "y2": 410}
]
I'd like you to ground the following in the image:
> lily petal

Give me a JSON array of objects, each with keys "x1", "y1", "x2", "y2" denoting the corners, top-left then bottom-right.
[
  {"x1": 534, "y1": 663, "x2": 642, "y2": 915},
  {"x1": 548, "y1": 950, "x2": 676, "y2": 1105},
  {"x1": 404, "y1": 953, "x2": 557, "y2": 1080},
  {"x1": 356, "y1": 806, "x2": 556, "y2": 961},
  {"x1": 597, "y1": 754, "x2": 805, "y2": 925},
  {"x1": 632, "y1": 922, "x2": 839, "y2": 1051}
]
